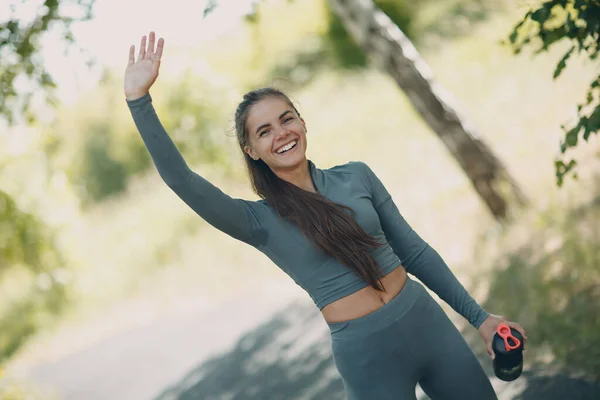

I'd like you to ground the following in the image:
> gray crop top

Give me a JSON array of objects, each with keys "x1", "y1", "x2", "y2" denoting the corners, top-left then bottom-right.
[{"x1": 127, "y1": 93, "x2": 489, "y2": 329}]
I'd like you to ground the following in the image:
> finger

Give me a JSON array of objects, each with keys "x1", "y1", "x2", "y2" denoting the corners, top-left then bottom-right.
[
  {"x1": 508, "y1": 322, "x2": 527, "y2": 349},
  {"x1": 487, "y1": 343, "x2": 495, "y2": 359},
  {"x1": 128, "y1": 45, "x2": 135, "y2": 65},
  {"x1": 147, "y1": 31, "x2": 155, "y2": 57},
  {"x1": 138, "y1": 35, "x2": 147, "y2": 60},
  {"x1": 154, "y1": 37, "x2": 165, "y2": 61},
  {"x1": 508, "y1": 322, "x2": 526, "y2": 339}
]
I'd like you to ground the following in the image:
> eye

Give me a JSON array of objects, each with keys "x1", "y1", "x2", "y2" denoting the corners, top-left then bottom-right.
[
  {"x1": 283, "y1": 117, "x2": 294, "y2": 123},
  {"x1": 259, "y1": 129, "x2": 270, "y2": 137}
]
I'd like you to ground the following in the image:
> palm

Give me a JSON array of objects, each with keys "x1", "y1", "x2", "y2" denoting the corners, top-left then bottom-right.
[{"x1": 124, "y1": 31, "x2": 164, "y2": 100}]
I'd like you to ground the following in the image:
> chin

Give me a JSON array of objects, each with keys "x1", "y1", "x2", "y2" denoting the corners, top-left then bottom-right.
[
  {"x1": 284, "y1": 155, "x2": 306, "y2": 168},
  {"x1": 272, "y1": 152, "x2": 306, "y2": 169}
]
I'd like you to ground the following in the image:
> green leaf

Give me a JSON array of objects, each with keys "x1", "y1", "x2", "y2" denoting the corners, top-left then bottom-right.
[
  {"x1": 539, "y1": 26, "x2": 568, "y2": 53},
  {"x1": 507, "y1": 11, "x2": 532, "y2": 45},
  {"x1": 554, "y1": 45, "x2": 575, "y2": 79},
  {"x1": 555, "y1": 160, "x2": 566, "y2": 186},
  {"x1": 584, "y1": 108, "x2": 600, "y2": 141},
  {"x1": 203, "y1": 0, "x2": 218, "y2": 18},
  {"x1": 586, "y1": 91, "x2": 594, "y2": 105},
  {"x1": 555, "y1": 158, "x2": 577, "y2": 187},
  {"x1": 531, "y1": 7, "x2": 550, "y2": 23},
  {"x1": 514, "y1": 11, "x2": 532, "y2": 31},
  {"x1": 508, "y1": 29, "x2": 519, "y2": 45},
  {"x1": 565, "y1": 126, "x2": 580, "y2": 147}
]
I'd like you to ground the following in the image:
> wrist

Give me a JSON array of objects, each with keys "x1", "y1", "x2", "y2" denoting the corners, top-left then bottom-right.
[
  {"x1": 474, "y1": 310, "x2": 490, "y2": 330},
  {"x1": 125, "y1": 91, "x2": 149, "y2": 101}
]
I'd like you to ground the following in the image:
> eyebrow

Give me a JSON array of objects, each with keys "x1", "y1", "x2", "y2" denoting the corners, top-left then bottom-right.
[{"x1": 255, "y1": 110, "x2": 294, "y2": 135}]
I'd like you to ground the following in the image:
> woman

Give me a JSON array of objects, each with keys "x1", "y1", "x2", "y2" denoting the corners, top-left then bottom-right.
[{"x1": 124, "y1": 31, "x2": 526, "y2": 400}]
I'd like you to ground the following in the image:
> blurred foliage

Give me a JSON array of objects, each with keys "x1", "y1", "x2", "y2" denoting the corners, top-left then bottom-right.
[
  {"x1": 476, "y1": 193, "x2": 600, "y2": 379},
  {"x1": 0, "y1": 376, "x2": 30, "y2": 400},
  {"x1": 204, "y1": 0, "x2": 419, "y2": 83},
  {"x1": 0, "y1": 371, "x2": 54, "y2": 400},
  {"x1": 416, "y1": 0, "x2": 502, "y2": 45},
  {"x1": 0, "y1": 190, "x2": 58, "y2": 277},
  {"x1": 211, "y1": 0, "x2": 330, "y2": 90},
  {"x1": 1, "y1": 0, "x2": 93, "y2": 360},
  {"x1": 0, "y1": 279, "x2": 68, "y2": 364},
  {"x1": 506, "y1": 0, "x2": 600, "y2": 186},
  {"x1": 75, "y1": 125, "x2": 131, "y2": 204},
  {"x1": 0, "y1": 0, "x2": 95, "y2": 125},
  {"x1": 323, "y1": 0, "x2": 417, "y2": 69},
  {"x1": 157, "y1": 71, "x2": 232, "y2": 168},
  {"x1": 43, "y1": 71, "x2": 148, "y2": 206},
  {"x1": 0, "y1": 190, "x2": 69, "y2": 363},
  {"x1": 322, "y1": 5, "x2": 368, "y2": 69},
  {"x1": 205, "y1": 0, "x2": 501, "y2": 91},
  {"x1": 44, "y1": 69, "x2": 232, "y2": 206}
]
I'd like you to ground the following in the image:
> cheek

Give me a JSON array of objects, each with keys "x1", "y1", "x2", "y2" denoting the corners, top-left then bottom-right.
[{"x1": 254, "y1": 139, "x2": 272, "y2": 156}]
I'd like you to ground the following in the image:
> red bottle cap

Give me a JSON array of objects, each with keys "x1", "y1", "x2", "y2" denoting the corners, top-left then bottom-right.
[{"x1": 496, "y1": 323, "x2": 521, "y2": 351}]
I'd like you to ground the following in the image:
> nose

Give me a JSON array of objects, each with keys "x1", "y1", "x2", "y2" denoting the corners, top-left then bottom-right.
[{"x1": 275, "y1": 126, "x2": 291, "y2": 140}]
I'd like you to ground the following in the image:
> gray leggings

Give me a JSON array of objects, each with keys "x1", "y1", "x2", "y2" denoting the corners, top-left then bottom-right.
[{"x1": 327, "y1": 278, "x2": 497, "y2": 400}]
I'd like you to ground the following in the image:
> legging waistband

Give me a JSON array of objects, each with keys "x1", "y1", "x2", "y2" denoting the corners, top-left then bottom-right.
[{"x1": 326, "y1": 277, "x2": 424, "y2": 341}]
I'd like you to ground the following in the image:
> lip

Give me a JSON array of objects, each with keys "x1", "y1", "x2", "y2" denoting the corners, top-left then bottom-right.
[{"x1": 274, "y1": 139, "x2": 299, "y2": 154}]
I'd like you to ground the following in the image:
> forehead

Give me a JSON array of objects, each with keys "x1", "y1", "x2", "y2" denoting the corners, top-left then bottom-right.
[{"x1": 246, "y1": 96, "x2": 294, "y2": 130}]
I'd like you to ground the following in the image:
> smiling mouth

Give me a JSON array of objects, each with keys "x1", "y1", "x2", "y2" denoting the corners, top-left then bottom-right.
[{"x1": 276, "y1": 140, "x2": 298, "y2": 154}]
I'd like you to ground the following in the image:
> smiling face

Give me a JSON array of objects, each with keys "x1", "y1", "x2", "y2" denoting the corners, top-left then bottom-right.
[{"x1": 243, "y1": 96, "x2": 308, "y2": 172}]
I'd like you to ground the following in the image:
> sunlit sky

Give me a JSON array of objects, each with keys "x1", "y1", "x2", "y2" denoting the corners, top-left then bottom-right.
[{"x1": 4, "y1": 0, "x2": 254, "y2": 106}]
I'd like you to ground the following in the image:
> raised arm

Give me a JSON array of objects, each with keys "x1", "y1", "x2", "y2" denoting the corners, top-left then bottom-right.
[
  {"x1": 124, "y1": 32, "x2": 262, "y2": 244},
  {"x1": 357, "y1": 161, "x2": 489, "y2": 329}
]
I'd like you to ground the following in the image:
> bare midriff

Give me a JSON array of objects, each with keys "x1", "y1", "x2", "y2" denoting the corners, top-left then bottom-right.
[{"x1": 321, "y1": 264, "x2": 408, "y2": 323}]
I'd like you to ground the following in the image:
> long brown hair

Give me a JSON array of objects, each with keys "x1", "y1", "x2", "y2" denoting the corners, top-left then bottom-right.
[{"x1": 235, "y1": 88, "x2": 386, "y2": 291}]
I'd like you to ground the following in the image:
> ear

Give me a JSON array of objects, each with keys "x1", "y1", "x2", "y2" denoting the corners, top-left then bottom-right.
[
  {"x1": 244, "y1": 145, "x2": 259, "y2": 161},
  {"x1": 301, "y1": 118, "x2": 307, "y2": 133}
]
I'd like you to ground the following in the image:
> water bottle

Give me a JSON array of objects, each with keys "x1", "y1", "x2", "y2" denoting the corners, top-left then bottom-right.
[{"x1": 492, "y1": 323, "x2": 524, "y2": 381}]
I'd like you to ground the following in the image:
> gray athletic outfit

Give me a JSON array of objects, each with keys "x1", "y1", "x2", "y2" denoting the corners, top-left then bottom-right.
[{"x1": 127, "y1": 94, "x2": 497, "y2": 399}]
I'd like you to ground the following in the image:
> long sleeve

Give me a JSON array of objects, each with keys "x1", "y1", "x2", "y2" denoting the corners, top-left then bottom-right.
[
  {"x1": 126, "y1": 93, "x2": 262, "y2": 244},
  {"x1": 359, "y1": 162, "x2": 489, "y2": 329}
]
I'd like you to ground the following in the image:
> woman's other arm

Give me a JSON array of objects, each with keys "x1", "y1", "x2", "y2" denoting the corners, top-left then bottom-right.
[{"x1": 356, "y1": 161, "x2": 489, "y2": 329}]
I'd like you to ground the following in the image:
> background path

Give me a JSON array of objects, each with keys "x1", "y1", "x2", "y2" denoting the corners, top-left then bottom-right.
[{"x1": 12, "y1": 279, "x2": 600, "y2": 400}]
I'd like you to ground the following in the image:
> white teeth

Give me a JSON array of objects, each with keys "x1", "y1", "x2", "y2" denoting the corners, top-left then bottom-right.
[{"x1": 277, "y1": 140, "x2": 297, "y2": 154}]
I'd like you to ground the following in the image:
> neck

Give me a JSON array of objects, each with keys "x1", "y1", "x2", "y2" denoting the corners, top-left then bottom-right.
[{"x1": 273, "y1": 159, "x2": 316, "y2": 193}]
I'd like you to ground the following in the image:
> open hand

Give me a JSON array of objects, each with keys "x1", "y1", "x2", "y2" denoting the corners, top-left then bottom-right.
[
  {"x1": 124, "y1": 31, "x2": 164, "y2": 100},
  {"x1": 478, "y1": 314, "x2": 527, "y2": 359}
]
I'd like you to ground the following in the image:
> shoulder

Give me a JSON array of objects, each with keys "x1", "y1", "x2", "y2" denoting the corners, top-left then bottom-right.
[
  {"x1": 325, "y1": 160, "x2": 372, "y2": 176},
  {"x1": 326, "y1": 161, "x2": 376, "y2": 186},
  {"x1": 322, "y1": 161, "x2": 375, "y2": 191}
]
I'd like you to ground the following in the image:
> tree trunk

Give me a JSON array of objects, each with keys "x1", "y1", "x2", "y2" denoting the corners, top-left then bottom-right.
[{"x1": 327, "y1": 0, "x2": 528, "y2": 220}]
